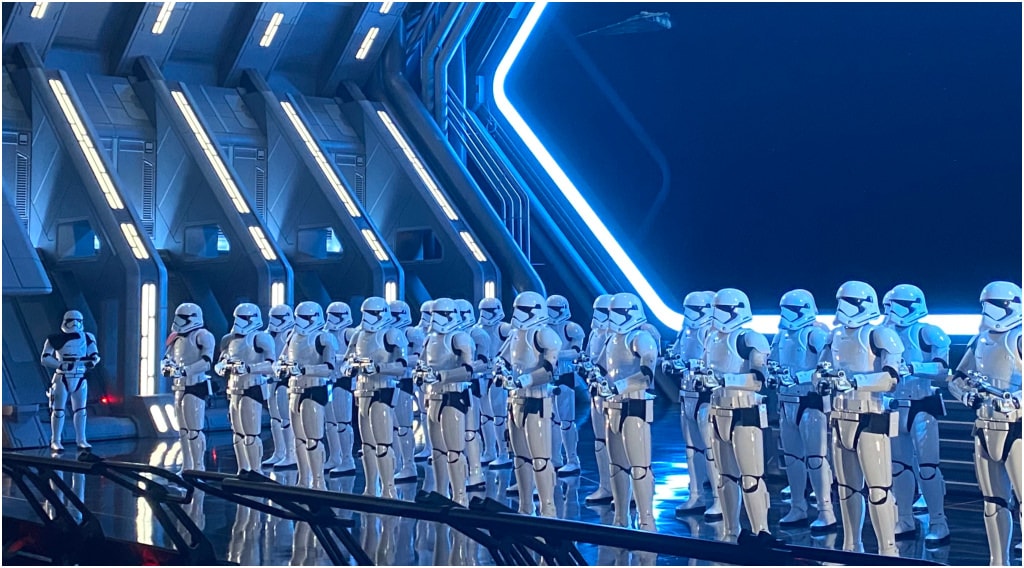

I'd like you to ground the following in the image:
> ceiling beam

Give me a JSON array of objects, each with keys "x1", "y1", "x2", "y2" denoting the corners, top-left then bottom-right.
[
  {"x1": 221, "y1": 2, "x2": 303, "y2": 87},
  {"x1": 318, "y1": 2, "x2": 405, "y2": 97},
  {"x1": 111, "y1": 2, "x2": 192, "y2": 75},
  {"x1": 2, "y1": 1, "x2": 68, "y2": 60}
]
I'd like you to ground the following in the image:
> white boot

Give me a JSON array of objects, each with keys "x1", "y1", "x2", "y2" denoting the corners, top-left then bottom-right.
[{"x1": 73, "y1": 409, "x2": 90, "y2": 449}]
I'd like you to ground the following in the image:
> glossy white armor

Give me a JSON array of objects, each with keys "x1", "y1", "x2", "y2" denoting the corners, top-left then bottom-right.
[
  {"x1": 706, "y1": 288, "x2": 772, "y2": 538},
  {"x1": 769, "y1": 289, "x2": 836, "y2": 532},
  {"x1": 217, "y1": 303, "x2": 276, "y2": 474},
  {"x1": 547, "y1": 294, "x2": 586, "y2": 477},
  {"x1": 498, "y1": 291, "x2": 563, "y2": 516},
  {"x1": 884, "y1": 285, "x2": 951, "y2": 545},
  {"x1": 264, "y1": 304, "x2": 297, "y2": 468},
  {"x1": 821, "y1": 281, "x2": 904, "y2": 556},
  {"x1": 389, "y1": 300, "x2": 420, "y2": 483},
  {"x1": 583, "y1": 293, "x2": 614, "y2": 503},
  {"x1": 281, "y1": 301, "x2": 336, "y2": 490},
  {"x1": 948, "y1": 282, "x2": 1022, "y2": 566},
  {"x1": 598, "y1": 293, "x2": 659, "y2": 530},
  {"x1": 457, "y1": 299, "x2": 490, "y2": 491},
  {"x1": 324, "y1": 301, "x2": 356, "y2": 476},
  {"x1": 414, "y1": 300, "x2": 436, "y2": 463},
  {"x1": 162, "y1": 303, "x2": 215, "y2": 471},
  {"x1": 40, "y1": 310, "x2": 100, "y2": 452},
  {"x1": 476, "y1": 297, "x2": 513, "y2": 468}
]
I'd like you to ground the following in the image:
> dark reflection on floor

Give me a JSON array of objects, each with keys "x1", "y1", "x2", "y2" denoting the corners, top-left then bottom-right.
[{"x1": 3, "y1": 405, "x2": 1016, "y2": 565}]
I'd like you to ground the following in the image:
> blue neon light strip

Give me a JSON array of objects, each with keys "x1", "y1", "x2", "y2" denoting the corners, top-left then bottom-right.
[{"x1": 493, "y1": 2, "x2": 980, "y2": 335}]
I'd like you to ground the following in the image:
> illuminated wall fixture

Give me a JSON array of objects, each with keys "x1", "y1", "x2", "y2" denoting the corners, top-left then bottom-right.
[
  {"x1": 30, "y1": 2, "x2": 48, "y2": 19},
  {"x1": 248, "y1": 226, "x2": 278, "y2": 261},
  {"x1": 376, "y1": 110, "x2": 460, "y2": 221},
  {"x1": 385, "y1": 281, "x2": 398, "y2": 303},
  {"x1": 148, "y1": 404, "x2": 168, "y2": 433},
  {"x1": 355, "y1": 26, "x2": 380, "y2": 60},
  {"x1": 494, "y1": 3, "x2": 980, "y2": 335},
  {"x1": 459, "y1": 231, "x2": 488, "y2": 262},
  {"x1": 49, "y1": 79, "x2": 125, "y2": 210},
  {"x1": 271, "y1": 281, "x2": 285, "y2": 307},
  {"x1": 148, "y1": 441, "x2": 169, "y2": 467},
  {"x1": 360, "y1": 229, "x2": 390, "y2": 262},
  {"x1": 378, "y1": 2, "x2": 394, "y2": 15},
  {"x1": 139, "y1": 283, "x2": 157, "y2": 396},
  {"x1": 164, "y1": 403, "x2": 179, "y2": 432},
  {"x1": 170, "y1": 90, "x2": 251, "y2": 214},
  {"x1": 120, "y1": 223, "x2": 150, "y2": 260},
  {"x1": 151, "y1": 2, "x2": 175, "y2": 34},
  {"x1": 279, "y1": 101, "x2": 361, "y2": 217},
  {"x1": 484, "y1": 280, "x2": 496, "y2": 299},
  {"x1": 259, "y1": 12, "x2": 285, "y2": 47}
]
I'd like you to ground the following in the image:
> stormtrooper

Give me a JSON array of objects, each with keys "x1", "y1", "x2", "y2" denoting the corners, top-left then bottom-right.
[
  {"x1": 818, "y1": 280, "x2": 904, "y2": 556},
  {"x1": 216, "y1": 303, "x2": 276, "y2": 475},
  {"x1": 704, "y1": 288, "x2": 772, "y2": 538},
  {"x1": 475, "y1": 297, "x2": 513, "y2": 468},
  {"x1": 590, "y1": 292, "x2": 660, "y2": 530},
  {"x1": 948, "y1": 281, "x2": 1021, "y2": 566},
  {"x1": 767, "y1": 289, "x2": 837, "y2": 532},
  {"x1": 457, "y1": 298, "x2": 491, "y2": 491},
  {"x1": 883, "y1": 284, "x2": 951, "y2": 545},
  {"x1": 578, "y1": 294, "x2": 614, "y2": 503},
  {"x1": 547, "y1": 295, "x2": 586, "y2": 477},
  {"x1": 418, "y1": 298, "x2": 476, "y2": 505},
  {"x1": 494, "y1": 291, "x2": 562, "y2": 517},
  {"x1": 324, "y1": 302, "x2": 357, "y2": 476},
  {"x1": 664, "y1": 291, "x2": 722, "y2": 520},
  {"x1": 279, "y1": 301, "x2": 336, "y2": 489},
  {"x1": 390, "y1": 300, "x2": 423, "y2": 483},
  {"x1": 263, "y1": 304, "x2": 297, "y2": 469},
  {"x1": 343, "y1": 297, "x2": 408, "y2": 498},
  {"x1": 414, "y1": 300, "x2": 436, "y2": 462},
  {"x1": 162, "y1": 303, "x2": 215, "y2": 471},
  {"x1": 41, "y1": 310, "x2": 100, "y2": 452}
]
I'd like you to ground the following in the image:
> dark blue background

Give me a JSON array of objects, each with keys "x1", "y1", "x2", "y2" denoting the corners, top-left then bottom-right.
[{"x1": 509, "y1": 2, "x2": 1021, "y2": 313}]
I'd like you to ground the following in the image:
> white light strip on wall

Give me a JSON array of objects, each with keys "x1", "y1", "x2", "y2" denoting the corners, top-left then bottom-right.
[
  {"x1": 30, "y1": 2, "x2": 48, "y2": 19},
  {"x1": 484, "y1": 280, "x2": 496, "y2": 299},
  {"x1": 376, "y1": 110, "x2": 460, "y2": 221},
  {"x1": 271, "y1": 281, "x2": 285, "y2": 307},
  {"x1": 148, "y1": 404, "x2": 168, "y2": 433},
  {"x1": 120, "y1": 223, "x2": 150, "y2": 260},
  {"x1": 140, "y1": 283, "x2": 157, "y2": 395},
  {"x1": 259, "y1": 12, "x2": 285, "y2": 47},
  {"x1": 48, "y1": 79, "x2": 125, "y2": 210},
  {"x1": 355, "y1": 26, "x2": 380, "y2": 60},
  {"x1": 494, "y1": 4, "x2": 980, "y2": 334},
  {"x1": 361, "y1": 229, "x2": 390, "y2": 262},
  {"x1": 459, "y1": 231, "x2": 488, "y2": 262},
  {"x1": 279, "y1": 101, "x2": 362, "y2": 217},
  {"x1": 385, "y1": 281, "x2": 398, "y2": 303},
  {"x1": 151, "y1": 2, "x2": 175, "y2": 34},
  {"x1": 379, "y1": 2, "x2": 394, "y2": 15},
  {"x1": 248, "y1": 226, "x2": 278, "y2": 261},
  {"x1": 170, "y1": 90, "x2": 251, "y2": 214}
]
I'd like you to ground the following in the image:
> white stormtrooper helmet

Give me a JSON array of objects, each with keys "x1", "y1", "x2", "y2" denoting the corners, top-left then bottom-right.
[
  {"x1": 592, "y1": 294, "x2": 613, "y2": 331},
  {"x1": 607, "y1": 293, "x2": 646, "y2": 334},
  {"x1": 455, "y1": 299, "x2": 475, "y2": 330},
  {"x1": 682, "y1": 291, "x2": 714, "y2": 329},
  {"x1": 172, "y1": 303, "x2": 204, "y2": 333},
  {"x1": 325, "y1": 302, "x2": 353, "y2": 331},
  {"x1": 268, "y1": 304, "x2": 295, "y2": 333},
  {"x1": 835, "y1": 281, "x2": 880, "y2": 328},
  {"x1": 294, "y1": 301, "x2": 325, "y2": 334},
  {"x1": 430, "y1": 298, "x2": 460, "y2": 334},
  {"x1": 712, "y1": 289, "x2": 752, "y2": 333},
  {"x1": 511, "y1": 291, "x2": 548, "y2": 330},
  {"x1": 887, "y1": 284, "x2": 928, "y2": 327},
  {"x1": 360, "y1": 297, "x2": 391, "y2": 333},
  {"x1": 231, "y1": 303, "x2": 263, "y2": 335},
  {"x1": 389, "y1": 300, "x2": 412, "y2": 329},
  {"x1": 881, "y1": 289, "x2": 894, "y2": 324},
  {"x1": 980, "y1": 281, "x2": 1022, "y2": 332},
  {"x1": 61, "y1": 310, "x2": 84, "y2": 333},
  {"x1": 546, "y1": 294, "x2": 571, "y2": 325},
  {"x1": 478, "y1": 297, "x2": 504, "y2": 326},
  {"x1": 779, "y1": 289, "x2": 818, "y2": 331},
  {"x1": 418, "y1": 300, "x2": 434, "y2": 328}
]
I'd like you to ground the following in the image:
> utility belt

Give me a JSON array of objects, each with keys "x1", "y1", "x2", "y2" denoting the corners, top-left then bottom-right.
[
  {"x1": 605, "y1": 398, "x2": 654, "y2": 424},
  {"x1": 438, "y1": 390, "x2": 471, "y2": 415},
  {"x1": 228, "y1": 374, "x2": 267, "y2": 392},
  {"x1": 511, "y1": 395, "x2": 550, "y2": 418},
  {"x1": 831, "y1": 410, "x2": 899, "y2": 440},
  {"x1": 174, "y1": 378, "x2": 212, "y2": 400},
  {"x1": 357, "y1": 386, "x2": 397, "y2": 408},
  {"x1": 227, "y1": 383, "x2": 268, "y2": 403},
  {"x1": 292, "y1": 384, "x2": 330, "y2": 406},
  {"x1": 711, "y1": 404, "x2": 767, "y2": 429},
  {"x1": 289, "y1": 376, "x2": 329, "y2": 393}
]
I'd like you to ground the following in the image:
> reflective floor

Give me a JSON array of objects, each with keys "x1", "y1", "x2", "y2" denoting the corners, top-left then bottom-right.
[{"x1": 3, "y1": 402, "x2": 1017, "y2": 565}]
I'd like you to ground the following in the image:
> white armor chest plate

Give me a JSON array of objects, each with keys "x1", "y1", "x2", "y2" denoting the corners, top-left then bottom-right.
[
  {"x1": 173, "y1": 332, "x2": 205, "y2": 366},
  {"x1": 270, "y1": 331, "x2": 289, "y2": 358},
  {"x1": 352, "y1": 330, "x2": 393, "y2": 390},
  {"x1": 678, "y1": 326, "x2": 709, "y2": 361},
  {"x1": 508, "y1": 329, "x2": 542, "y2": 375},
  {"x1": 706, "y1": 330, "x2": 745, "y2": 374},
  {"x1": 894, "y1": 323, "x2": 933, "y2": 400},
  {"x1": 285, "y1": 333, "x2": 322, "y2": 366},
  {"x1": 975, "y1": 329, "x2": 1023, "y2": 391},
  {"x1": 224, "y1": 334, "x2": 265, "y2": 388},
  {"x1": 586, "y1": 330, "x2": 608, "y2": 359},
  {"x1": 476, "y1": 325, "x2": 502, "y2": 360},
  {"x1": 425, "y1": 333, "x2": 459, "y2": 370},
  {"x1": 830, "y1": 325, "x2": 887, "y2": 413},
  {"x1": 58, "y1": 333, "x2": 89, "y2": 360},
  {"x1": 602, "y1": 333, "x2": 640, "y2": 381},
  {"x1": 777, "y1": 326, "x2": 817, "y2": 398}
]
